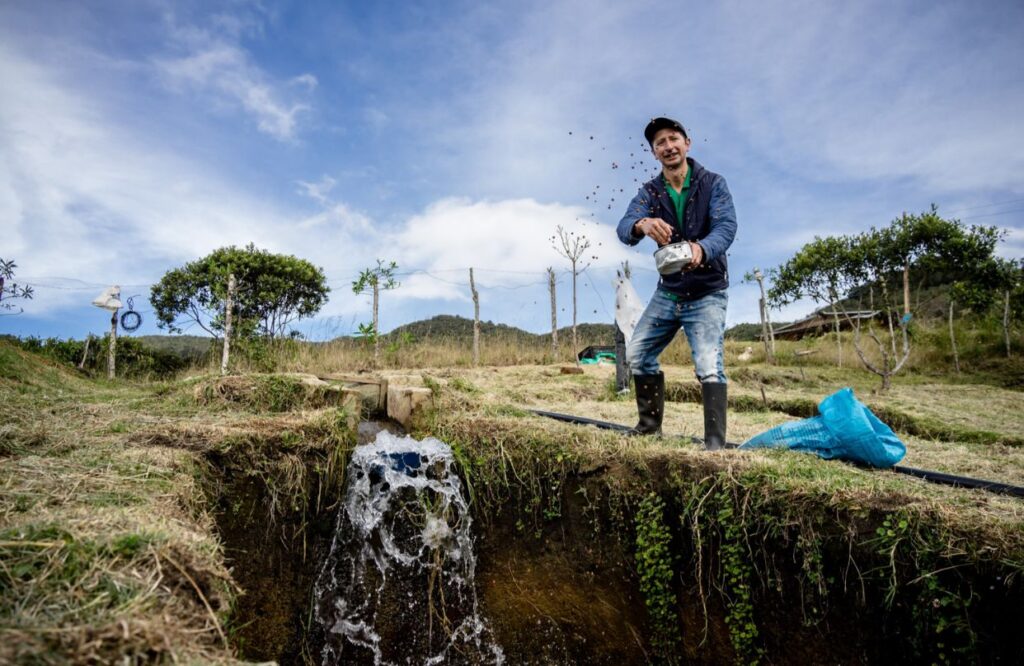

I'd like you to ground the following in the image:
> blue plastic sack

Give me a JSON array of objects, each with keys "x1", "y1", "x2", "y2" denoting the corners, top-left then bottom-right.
[{"x1": 739, "y1": 388, "x2": 905, "y2": 468}]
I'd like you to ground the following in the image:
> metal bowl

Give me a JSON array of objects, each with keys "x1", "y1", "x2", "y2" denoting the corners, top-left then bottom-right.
[{"x1": 653, "y1": 241, "x2": 693, "y2": 275}]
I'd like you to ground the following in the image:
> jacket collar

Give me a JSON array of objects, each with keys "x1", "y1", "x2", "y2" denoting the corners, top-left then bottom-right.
[
  {"x1": 649, "y1": 158, "x2": 704, "y2": 227},
  {"x1": 650, "y1": 158, "x2": 705, "y2": 195}
]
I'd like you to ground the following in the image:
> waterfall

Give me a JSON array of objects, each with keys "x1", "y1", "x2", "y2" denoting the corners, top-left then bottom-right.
[{"x1": 313, "y1": 431, "x2": 504, "y2": 665}]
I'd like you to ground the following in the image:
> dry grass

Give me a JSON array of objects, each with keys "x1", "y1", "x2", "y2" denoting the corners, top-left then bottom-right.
[
  {"x1": 2, "y1": 327, "x2": 1023, "y2": 661},
  {"x1": 414, "y1": 366, "x2": 1024, "y2": 579},
  {"x1": 0, "y1": 342, "x2": 354, "y2": 664},
  {"x1": 392, "y1": 360, "x2": 1024, "y2": 500}
]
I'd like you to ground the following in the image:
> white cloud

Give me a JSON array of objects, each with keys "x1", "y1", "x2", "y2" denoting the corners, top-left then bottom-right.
[
  {"x1": 380, "y1": 197, "x2": 636, "y2": 302},
  {"x1": 296, "y1": 175, "x2": 338, "y2": 205},
  {"x1": 290, "y1": 73, "x2": 319, "y2": 91},
  {"x1": 0, "y1": 43, "x2": 299, "y2": 312},
  {"x1": 699, "y1": 2, "x2": 1024, "y2": 192},
  {"x1": 155, "y1": 17, "x2": 315, "y2": 141},
  {"x1": 999, "y1": 227, "x2": 1024, "y2": 261},
  {"x1": 1, "y1": 39, "x2": 637, "y2": 328}
]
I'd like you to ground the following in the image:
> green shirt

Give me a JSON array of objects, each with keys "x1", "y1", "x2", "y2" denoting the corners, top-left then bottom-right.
[
  {"x1": 663, "y1": 166, "x2": 692, "y2": 229},
  {"x1": 659, "y1": 167, "x2": 693, "y2": 302}
]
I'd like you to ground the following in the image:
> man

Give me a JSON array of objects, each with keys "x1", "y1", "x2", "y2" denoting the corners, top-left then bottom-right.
[{"x1": 616, "y1": 117, "x2": 737, "y2": 449}]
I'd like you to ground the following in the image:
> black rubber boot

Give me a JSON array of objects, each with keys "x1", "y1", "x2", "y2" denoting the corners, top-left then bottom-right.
[
  {"x1": 629, "y1": 372, "x2": 664, "y2": 436},
  {"x1": 702, "y1": 381, "x2": 727, "y2": 450}
]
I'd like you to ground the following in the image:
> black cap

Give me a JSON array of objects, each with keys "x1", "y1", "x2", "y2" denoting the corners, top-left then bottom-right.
[{"x1": 644, "y1": 117, "x2": 687, "y2": 144}]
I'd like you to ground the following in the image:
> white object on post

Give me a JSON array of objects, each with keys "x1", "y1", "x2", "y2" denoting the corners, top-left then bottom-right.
[
  {"x1": 613, "y1": 276, "x2": 644, "y2": 344},
  {"x1": 91, "y1": 286, "x2": 121, "y2": 379},
  {"x1": 91, "y1": 286, "x2": 122, "y2": 312}
]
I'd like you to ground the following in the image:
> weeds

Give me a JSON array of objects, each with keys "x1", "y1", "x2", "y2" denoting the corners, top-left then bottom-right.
[{"x1": 634, "y1": 492, "x2": 680, "y2": 661}]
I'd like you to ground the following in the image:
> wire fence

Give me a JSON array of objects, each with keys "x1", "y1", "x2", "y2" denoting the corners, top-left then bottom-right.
[{"x1": 13, "y1": 263, "x2": 666, "y2": 339}]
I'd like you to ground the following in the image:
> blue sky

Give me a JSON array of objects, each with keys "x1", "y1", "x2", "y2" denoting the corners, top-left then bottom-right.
[{"x1": 2, "y1": 0, "x2": 1023, "y2": 340}]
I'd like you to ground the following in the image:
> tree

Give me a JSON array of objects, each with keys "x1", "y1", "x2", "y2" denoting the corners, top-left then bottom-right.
[
  {"x1": 992, "y1": 258, "x2": 1024, "y2": 358},
  {"x1": 936, "y1": 225, "x2": 1004, "y2": 371},
  {"x1": 151, "y1": 244, "x2": 329, "y2": 339},
  {"x1": 352, "y1": 259, "x2": 399, "y2": 364},
  {"x1": 767, "y1": 235, "x2": 858, "y2": 366},
  {"x1": 551, "y1": 225, "x2": 593, "y2": 365},
  {"x1": 767, "y1": 211, "x2": 1003, "y2": 390},
  {"x1": 0, "y1": 258, "x2": 34, "y2": 315},
  {"x1": 884, "y1": 208, "x2": 960, "y2": 315}
]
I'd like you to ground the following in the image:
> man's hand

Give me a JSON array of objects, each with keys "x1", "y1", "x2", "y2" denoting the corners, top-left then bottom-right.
[
  {"x1": 687, "y1": 241, "x2": 704, "y2": 269},
  {"x1": 634, "y1": 217, "x2": 674, "y2": 245}
]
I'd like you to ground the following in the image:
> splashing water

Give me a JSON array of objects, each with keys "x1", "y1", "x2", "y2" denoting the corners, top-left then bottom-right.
[{"x1": 314, "y1": 431, "x2": 503, "y2": 665}]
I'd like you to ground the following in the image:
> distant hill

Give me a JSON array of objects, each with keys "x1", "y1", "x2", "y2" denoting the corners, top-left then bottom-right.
[
  {"x1": 388, "y1": 315, "x2": 535, "y2": 343},
  {"x1": 386, "y1": 315, "x2": 617, "y2": 347},
  {"x1": 725, "y1": 323, "x2": 766, "y2": 341}
]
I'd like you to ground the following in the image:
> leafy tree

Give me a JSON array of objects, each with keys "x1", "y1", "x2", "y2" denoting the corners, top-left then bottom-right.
[
  {"x1": 848, "y1": 216, "x2": 1002, "y2": 388},
  {"x1": 884, "y1": 207, "x2": 967, "y2": 315},
  {"x1": 991, "y1": 258, "x2": 1024, "y2": 357},
  {"x1": 768, "y1": 235, "x2": 858, "y2": 366},
  {"x1": 767, "y1": 210, "x2": 1003, "y2": 390},
  {"x1": 150, "y1": 244, "x2": 329, "y2": 339},
  {"x1": 0, "y1": 258, "x2": 34, "y2": 316},
  {"x1": 940, "y1": 225, "x2": 1004, "y2": 371},
  {"x1": 352, "y1": 259, "x2": 399, "y2": 364}
]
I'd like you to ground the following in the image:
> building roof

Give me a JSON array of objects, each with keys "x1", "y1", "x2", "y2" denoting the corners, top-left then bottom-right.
[{"x1": 770, "y1": 308, "x2": 881, "y2": 340}]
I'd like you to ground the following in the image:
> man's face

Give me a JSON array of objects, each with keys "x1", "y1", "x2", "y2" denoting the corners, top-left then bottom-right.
[{"x1": 651, "y1": 129, "x2": 690, "y2": 169}]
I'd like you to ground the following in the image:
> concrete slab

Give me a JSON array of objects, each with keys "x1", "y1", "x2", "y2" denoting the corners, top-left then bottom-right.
[
  {"x1": 387, "y1": 386, "x2": 434, "y2": 430},
  {"x1": 318, "y1": 373, "x2": 388, "y2": 414}
]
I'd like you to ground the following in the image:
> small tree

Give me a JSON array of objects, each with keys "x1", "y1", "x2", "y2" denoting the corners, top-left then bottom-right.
[
  {"x1": 937, "y1": 225, "x2": 1004, "y2": 371},
  {"x1": 151, "y1": 244, "x2": 329, "y2": 340},
  {"x1": 885, "y1": 209, "x2": 942, "y2": 315},
  {"x1": 767, "y1": 236, "x2": 857, "y2": 366},
  {"x1": 352, "y1": 259, "x2": 399, "y2": 364},
  {"x1": 551, "y1": 226, "x2": 593, "y2": 365},
  {"x1": 992, "y1": 258, "x2": 1024, "y2": 358},
  {"x1": 0, "y1": 258, "x2": 34, "y2": 315}
]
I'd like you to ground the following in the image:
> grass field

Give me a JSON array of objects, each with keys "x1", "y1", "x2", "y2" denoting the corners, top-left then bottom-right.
[{"x1": 2, "y1": 331, "x2": 1023, "y2": 663}]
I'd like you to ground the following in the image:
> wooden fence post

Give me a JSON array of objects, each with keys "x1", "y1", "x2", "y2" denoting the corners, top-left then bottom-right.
[
  {"x1": 78, "y1": 335, "x2": 91, "y2": 370},
  {"x1": 548, "y1": 267, "x2": 558, "y2": 360},
  {"x1": 1005, "y1": 289, "x2": 1012, "y2": 359},
  {"x1": 470, "y1": 268, "x2": 480, "y2": 366},
  {"x1": 753, "y1": 269, "x2": 775, "y2": 364},
  {"x1": 949, "y1": 300, "x2": 961, "y2": 374},
  {"x1": 108, "y1": 310, "x2": 117, "y2": 380},
  {"x1": 221, "y1": 274, "x2": 236, "y2": 375},
  {"x1": 615, "y1": 261, "x2": 631, "y2": 392}
]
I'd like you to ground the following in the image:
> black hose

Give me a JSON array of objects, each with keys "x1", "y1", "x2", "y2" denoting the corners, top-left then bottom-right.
[
  {"x1": 530, "y1": 409, "x2": 633, "y2": 433},
  {"x1": 890, "y1": 466, "x2": 1024, "y2": 498},
  {"x1": 529, "y1": 409, "x2": 1024, "y2": 499}
]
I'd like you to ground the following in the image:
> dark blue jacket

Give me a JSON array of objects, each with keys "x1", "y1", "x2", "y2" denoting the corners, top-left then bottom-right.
[{"x1": 616, "y1": 158, "x2": 737, "y2": 301}]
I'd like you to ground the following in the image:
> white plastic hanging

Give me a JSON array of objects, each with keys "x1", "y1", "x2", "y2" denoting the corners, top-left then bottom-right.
[
  {"x1": 91, "y1": 285, "x2": 122, "y2": 312},
  {"x1": 613, "y1": 276, "x2": 644, "y2": 343}
]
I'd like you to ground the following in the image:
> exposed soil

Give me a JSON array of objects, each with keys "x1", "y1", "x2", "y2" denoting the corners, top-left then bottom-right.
[
  {"x1": 204, "y1": 415, "x2": 1024, "y2": 665},
  {"x1": 475, "y1": 479, "x2": 650, "y2": 665}
]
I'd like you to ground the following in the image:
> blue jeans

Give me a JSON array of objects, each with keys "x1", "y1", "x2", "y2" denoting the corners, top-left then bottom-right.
[{"x1": 626, "y1": 289, "x2": 728, "y2": 383}]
